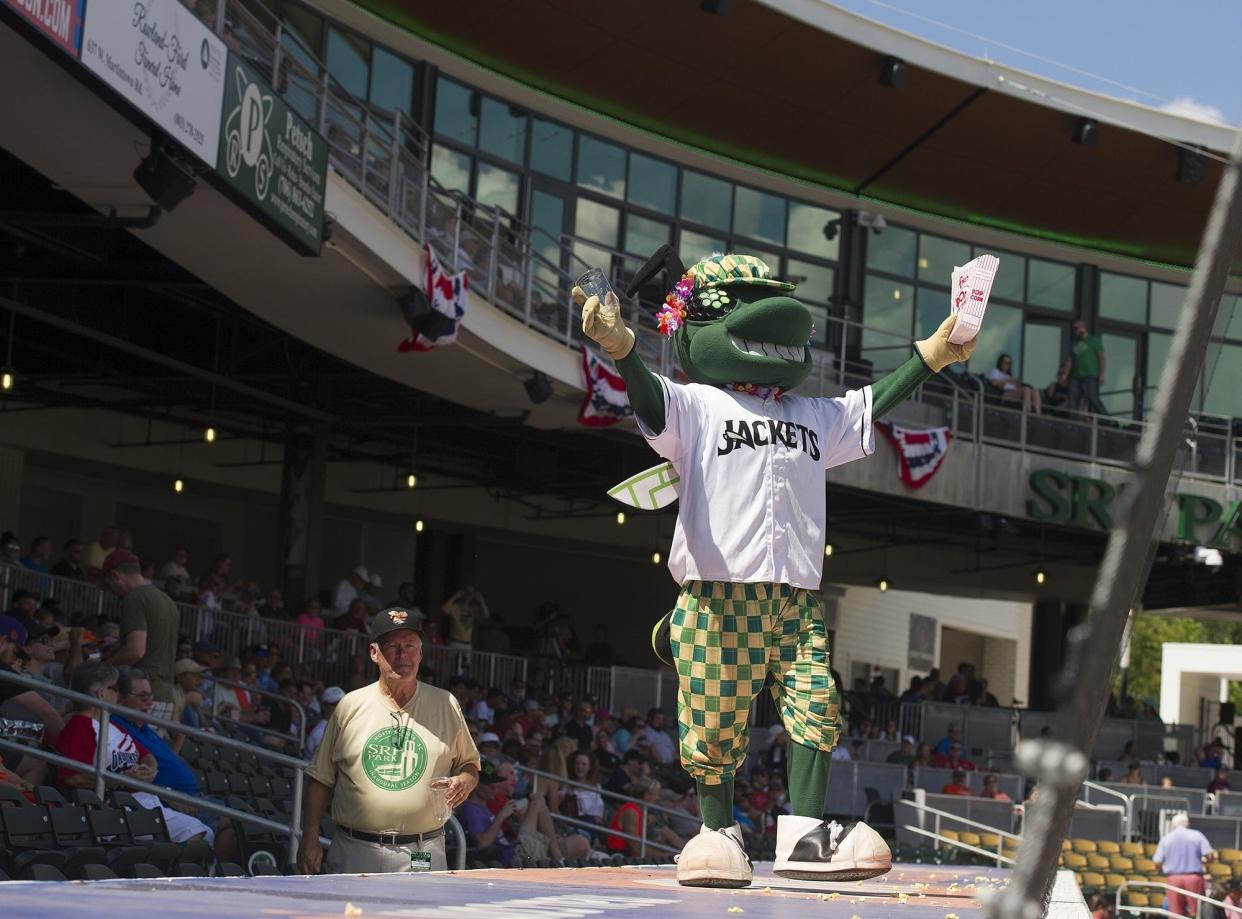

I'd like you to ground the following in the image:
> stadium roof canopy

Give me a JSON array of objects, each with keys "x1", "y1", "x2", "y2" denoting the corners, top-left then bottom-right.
[{"x1": 355, "y1": 0, "x2": 1234, "y2": 269}]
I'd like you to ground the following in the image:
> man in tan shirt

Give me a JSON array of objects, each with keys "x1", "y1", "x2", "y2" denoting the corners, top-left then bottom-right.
[{"x1": 297, "y1": 607, "x2": 480, "y2": 874}]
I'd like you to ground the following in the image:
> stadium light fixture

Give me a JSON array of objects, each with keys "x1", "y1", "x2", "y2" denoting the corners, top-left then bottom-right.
[
  {"x1": 204, "y1": 426, "x2": 216, "y2": 444},
  {"x1": 824, "y1": 543, "x2": 834, "y2": 557},
  {"x1": 173, "y1": 478, "x2": 184, "y2": 494},
  {"x1": 651, "y1": 550, "x2": 661, "y2": 565},
  {"x1": 616, "y1": 511, "x2": 626, "y2": 526},
  {"x1": 0, "y1": 370, "x2": 12, "y2": 392},
  {"x1": 415, "y1": 519, "x2": 425, "y2": 533},
  {"x1": 877, "y1": 577, "x2": 889, "y2": 592},
  {"x1": 879, "y1": 56, "x2": 907, "y2": 89},
  {"x1": 406, "y1": 473, "x2": 417, "y2": 490},
  {"x1": 1034, "y1": 567, "x2": 1047, "y2": 585},
  {"x1": 1071, "y1": 118, "x2": 1100, "y2": 147}
]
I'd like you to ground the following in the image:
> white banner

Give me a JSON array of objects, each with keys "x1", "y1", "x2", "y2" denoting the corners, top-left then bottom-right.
[{"x1": 81, "y1": 0, "x2": 226, "y2": 167}]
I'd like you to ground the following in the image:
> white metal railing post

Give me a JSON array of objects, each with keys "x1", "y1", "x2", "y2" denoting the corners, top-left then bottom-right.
[
  {"x1": 215, "y1": 0, "x2": 226, "y2": 37},
  {"x1": 452, "y1": 203, "x2": 462, "y2": 271},
  {"x1": 488, "y1": 206, "x2": 501, "y2": 303},
  {"x1": 272, "y1": 21, "x2": 284, "y2": 92},
  {"x1": 1090, "y1": 411, "x2": 1099, "y2": 462},
  {"x1": 360, "y1": 114, "x2": 370, "y2": 190},
  {"x1": 94, "y1": 706, "x2": 110, "y2": 800}
]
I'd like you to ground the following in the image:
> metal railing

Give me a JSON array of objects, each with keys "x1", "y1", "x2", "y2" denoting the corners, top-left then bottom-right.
[
  {"x1": 895, "y1": 798, "x2": 1019, "y2": 867},
  {"x1": 523, "y1": 765, "x2": 690, "y2": 858},
  {"x1": 1115, "y1": 878, "x2": 1233, "y2": 918},
  {"x1": 210, "y1": 675, "x2": 308, "y2": 756}
]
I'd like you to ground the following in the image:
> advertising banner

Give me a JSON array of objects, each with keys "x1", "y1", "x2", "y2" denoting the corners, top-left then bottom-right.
[
  {"x1": 81, "y1": 0, "x2": 225, "y2": 167},
  {"x1": 1, "y1": 0, "x2": 85, "y2": 55},
  {"x1": 217, "y1": 51, "x2": 327, "y2": 254}
]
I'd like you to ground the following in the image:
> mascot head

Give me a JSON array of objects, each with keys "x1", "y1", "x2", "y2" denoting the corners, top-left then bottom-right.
[{"x1": 629, "y1": 248, "x2": 813, "y2": 391}]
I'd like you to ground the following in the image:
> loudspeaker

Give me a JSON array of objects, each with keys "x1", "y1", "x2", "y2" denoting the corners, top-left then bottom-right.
[
  {"x1": 398, "y1": 287, "x2": 456, "y2": 340},
  {"x1": 523, "y1": 371, "x2": 553, "y2": 405},
  {"x1": 1072, "y1": 118, "x2": 1100, "y2": 147},
  {"x1": 880, "y1": 56, "x2": 907, "y2": 89},
  {"x1": 1222, "y1": 702, "x2": 1236, "y2": 725},
  {"x1": 133, "y1": 145, "x2": 196, "y2": 211}
]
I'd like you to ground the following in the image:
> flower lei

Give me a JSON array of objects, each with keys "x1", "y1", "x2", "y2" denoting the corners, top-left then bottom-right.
[
  {"x1": 729, "y1": 383, "x2": 784, "y2": 401},
  {"x1": 657, "y1": 273, "x2": 695, "y2": 336}
]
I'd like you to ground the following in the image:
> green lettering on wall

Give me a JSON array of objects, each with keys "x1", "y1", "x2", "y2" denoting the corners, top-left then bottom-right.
[
  {"x1": 1027, "y1": 469, "x2": 1071, "y2": 522},
  {"x1": 1177, "y1": 494, "x2": 1223, "y2": 542},
  {"x1": 1070, "y1": 475, "x2": 1116, "y2": 529}
]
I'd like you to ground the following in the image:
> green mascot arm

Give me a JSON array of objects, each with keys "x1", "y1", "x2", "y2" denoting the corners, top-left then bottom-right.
[
  {"x1": 871, "y1": 352, "x2": 934, "y2": 420},
  {"x1": 615, "y1": 350, "x2": 667, "y2": 434}
]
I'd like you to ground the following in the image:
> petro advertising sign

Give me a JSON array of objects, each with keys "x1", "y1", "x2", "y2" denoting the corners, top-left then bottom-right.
[
  {"x1": 80, "y1": 0, "x2": 225, "y2": 168},
  {"x1": 216, "y1": 51, "x2": 327, "y2": 254},
  {"x1": 2, "y1": 0, "x2": 85, "y2": 55}
]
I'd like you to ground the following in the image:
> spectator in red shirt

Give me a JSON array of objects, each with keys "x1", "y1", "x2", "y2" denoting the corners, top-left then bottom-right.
[
  {"x1": 931, "y1": 742, "x2": 977, "y2": 771},
  {"x1": 941, "y1": 769, "x2": 974, "y2": 796},
  {"x1": 1208, "y1": 767, "x2": 1232, "y2": 794},
  {"x1": 980, "y1": 774, "x2": 1012, "y2": 802}
]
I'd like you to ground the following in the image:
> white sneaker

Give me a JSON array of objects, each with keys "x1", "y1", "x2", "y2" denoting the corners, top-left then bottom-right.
[
  {"x1": 675, "y1": 823, "x2": 752, "y2": 888},
  {"x1": 773, "y1": 815, "x2": 892, "y2": 882}
]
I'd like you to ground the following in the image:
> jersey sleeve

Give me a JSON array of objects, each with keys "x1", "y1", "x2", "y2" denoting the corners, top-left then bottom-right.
[
  {"x1": 814, "y1": 386, "x2": 874, "y2": 469},
  {"x1": 305, "y1": 708, "x2": 340, "y2": 788},
  {"x1": 54, "y1": 716, "x2": 95, "y2": 783},
  {"x1": 639, "y1": 377, "x2": 701, "y2": 463}
]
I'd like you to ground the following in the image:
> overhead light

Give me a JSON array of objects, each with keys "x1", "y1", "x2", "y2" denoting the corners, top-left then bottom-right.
[
  {"x1": 1194, "y1": 546, "x2": 1224, "y2": 568},
  {"x1": 524, "y1": 371, "x2": 553, "y2": 405},
  {"x1": 1071, "y1": 118, "x2": 1099, "y2": 147},
  {"x1": 651, "y1": 551, "x2": 661, "y2": 565},
  {"x1": 415, "y1": 519, "x2": 425, "y2": 533},
  {"x1": 877, "y1": 577, "x2": 889, "y2": 592},
  {"x1": 204, "y1": 426, "x2": 216, "y2": 444},
  {"x1": 879, "y1": 55, "x2": 907, "y2": 89},
  {"x1": 0, "y1": 370, "x2": 12, "y2": 391},
  {"x1": 616, "y1": 511, "x2": 626, "y2": 526},
  {"x1": 133, "y1": 140, "x2": 196, "y2": 211},
  {"x1": 824, "y1": 543, "x2": 834, "y2": 557},
  {"x1": 406, "y1": 473, "x2": 417, "y2": 490},
  {"x1": 1034, "y1": 568, "x2": 1047, "y2": 585},
  {"x1": 173, "y1": 478, "x2": 184, "y2": 493}
]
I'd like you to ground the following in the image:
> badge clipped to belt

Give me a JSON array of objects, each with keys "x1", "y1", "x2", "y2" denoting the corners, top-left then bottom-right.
[{"x1": 410, "y1": 850, "x2": 433, "y2": 872}]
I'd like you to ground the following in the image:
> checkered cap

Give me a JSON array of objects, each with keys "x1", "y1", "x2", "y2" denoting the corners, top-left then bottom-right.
[{"x1": 683, "y1": 254, "x2": 795, "y2": 321}]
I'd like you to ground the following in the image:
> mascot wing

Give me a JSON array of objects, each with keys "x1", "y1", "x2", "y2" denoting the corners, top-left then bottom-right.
[{"x1": 608, "y1": 463, "x2": 680, "y2": 509}]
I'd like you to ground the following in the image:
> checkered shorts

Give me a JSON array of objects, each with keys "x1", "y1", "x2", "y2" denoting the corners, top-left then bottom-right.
[{"x1": 670, "y1": 580, "x2": 839, "y2": 784}]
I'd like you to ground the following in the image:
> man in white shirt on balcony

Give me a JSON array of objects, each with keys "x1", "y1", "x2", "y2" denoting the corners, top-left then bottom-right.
[{"x1": 333, "y1": 565, "x2": 369, "y2": 615}]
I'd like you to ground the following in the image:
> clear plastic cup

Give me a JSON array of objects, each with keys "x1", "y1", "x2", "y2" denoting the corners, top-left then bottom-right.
[
  {"x1": 576, "y1": 267, "x2": 615, "y2": 304},
  {"x1": 430, "y1": 776, "x2": 452, "y2": 824}
]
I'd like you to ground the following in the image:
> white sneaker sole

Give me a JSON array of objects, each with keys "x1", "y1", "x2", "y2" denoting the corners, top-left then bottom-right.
[
  {"x1": 772, "y1": 856, "x2": 892, "y2": 882},
  {"x1": 676, "y1": 867, "x2": 753, "y2": 888}
]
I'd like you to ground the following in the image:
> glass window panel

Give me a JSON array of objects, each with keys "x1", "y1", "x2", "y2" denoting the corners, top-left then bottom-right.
[
  {"x1": 1147, "y1": 331, "x2": 1171, "y2": 404},
  {"x1": 281, "y1": 4, "x2": 323, "y2": 58},
  {"x1": 368, "y1": 47, "x2": 414, "y2": 117},
  {"x1": 624, "y1": 214, "x2": 671, "y2": 257},
  {"x1": 1098, "y1": 272, "x2": 1147, "y2": 324},
  {"x1": 680, "y1": 171, "x2": 732, "y2": 231},
  {"x1": 1149, "y1": 281, "x2": 1185, "y2": 329},
  {"x1": 1203, "y1": 343, "x2": 1242, "y2": 418},
  {"x1": 572, "y1": 240, "x2": 614, "y2": 277},
  {"x1": 865, "y1": 225, "x2": 917, "y2": 278},
  {"x1": 430, "y1": 144, "x2": 470, "y2": 195},
  {"x1": 916, "y1": 287, "x2": 949, "y2": 341},
  {"x1": 479, "y1": 97, "x2": 526, "y2": 164},
  {"x1": 1023, "y1": 323, "x2": 1063, "y2": 392},
  {"x1": 788, "y1": 202, "x2": 839, "y2": 261},
  {"x1": 1100, "y1": 333, "x2": 1137, "y2": 417},
  {"x1": 475, "y1": 162, "x2": 519, "y2": 215},
  {"x1": 970, "y1": 302, "x2": 1023, "y2": 378},
  {"x1": 434, "y1": 76, "x2": 477, "y2": 146},
  {"x1": 575, "y1": 198, "x2": 619, "y2": 247},
  {"x1": 627, "y1": 153, "x2": 676, "y2": 212},
  {"x1": 747, "y1": 249, "x2": 782, "y2": 276},
  {"x1": 577, "y1": 135, "x2": 625, "y2": 198},
  {"x1": 862, "y1": 275, "x2": 914, "y2": 373},
  {"x1": 1026, "y1": 258, "x2": 1075, "y2": 311},
  {"x1": 530, "y1": 189, "x2": 566, "y2": 282},
  {"x1": 973, "y1": 247, "x2": 1024, "y2": 302},
  {"x1": 918, "y1": 235, "x2": 971, "y2": 284},
  {"x1": 530, "y1": 118, "x2": 572, "y2": 181},
  {"x1": 1214, "y1": 294, "x2": 1241, "y2": 341},
  {"x1": 786, "y1": 259, "x2": 835, "y2": 305},
  {"x1": 679, "y1": 228, "x2": 725, "y2": 267},
  {"x1": 733, "y1": 186, "x2": 786, "y2": 246},
  {"x1": 325, "y1": 26, "x2": 369, "y2": 99}
]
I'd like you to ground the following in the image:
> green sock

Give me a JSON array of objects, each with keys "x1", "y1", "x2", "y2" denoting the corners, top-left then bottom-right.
[
  {"x1": 788, "y1": 741, "x2": 832, "y2": 818},
  {"x1": 697, "y1": 777, "x2": 735, "y2": 830}
]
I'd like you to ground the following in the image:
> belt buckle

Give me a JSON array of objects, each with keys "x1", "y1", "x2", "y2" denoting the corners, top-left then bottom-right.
[{"x1": 380, "y1": 831, "x2": 400, "y2": 845}]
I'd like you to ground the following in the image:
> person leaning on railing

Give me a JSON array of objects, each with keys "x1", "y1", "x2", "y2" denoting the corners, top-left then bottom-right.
[{"x1": 0, "y1": 615, "x2": 64, "y2": 786}]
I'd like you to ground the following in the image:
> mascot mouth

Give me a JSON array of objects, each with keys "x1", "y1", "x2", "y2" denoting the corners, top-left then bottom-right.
[{"x1": 727, "y1": 334, "x2": 808, "y2": 362}]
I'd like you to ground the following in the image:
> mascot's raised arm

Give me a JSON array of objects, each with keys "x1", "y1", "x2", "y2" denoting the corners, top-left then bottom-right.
[{"x1": 575, "y1": 246, "x2": 975, "y2": 888}]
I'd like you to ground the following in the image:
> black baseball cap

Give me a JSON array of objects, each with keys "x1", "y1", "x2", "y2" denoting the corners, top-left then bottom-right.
[
  {"x1": 370, "y1": 606, "x2": 422, "y2": 643},
  {"x1": 476, "y1": 759, "x2": 503, "y2": 784}
]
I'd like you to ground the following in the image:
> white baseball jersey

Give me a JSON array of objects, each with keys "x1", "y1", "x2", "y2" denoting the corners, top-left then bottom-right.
[{"x1": 640, "y1": 378, "x2": 874, "y2": 589}]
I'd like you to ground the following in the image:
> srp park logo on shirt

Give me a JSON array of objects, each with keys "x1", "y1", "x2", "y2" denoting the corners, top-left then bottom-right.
[{"x1": 361, "y1": 726, "x2": 429, "y2": 791}]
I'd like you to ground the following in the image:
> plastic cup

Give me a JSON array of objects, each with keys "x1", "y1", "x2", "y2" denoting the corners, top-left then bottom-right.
[
  {"x1": 430, "y1": 776, "x2": 452, "y2": 824},
  {"x1": 576, "y1": 268, "x2": 615, "y2": 304}
]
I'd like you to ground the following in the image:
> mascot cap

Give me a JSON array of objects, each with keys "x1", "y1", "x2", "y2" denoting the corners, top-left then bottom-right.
[{"x1": 659, "y1": 254, "x2": 795, "y2": 334}]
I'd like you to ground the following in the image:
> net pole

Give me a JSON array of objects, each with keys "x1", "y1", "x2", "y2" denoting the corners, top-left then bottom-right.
[{"x1": 986, "y1": 125, "x2": 1242, "y2": 918}]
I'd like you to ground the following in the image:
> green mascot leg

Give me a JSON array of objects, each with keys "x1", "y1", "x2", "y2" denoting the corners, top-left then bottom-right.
[
  {"x1": 697, "y1": 778, "x2": 735, "y2": 830},
  {"x1": 787, "y1": 739, "x2": 833, "y2": 818}
]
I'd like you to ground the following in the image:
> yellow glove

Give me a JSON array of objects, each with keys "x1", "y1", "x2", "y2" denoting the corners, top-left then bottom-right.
[
  {"x1": 574, "y1": 286, "x2": 634, "y2": 361},
  {"x1": 915, "y1": 314, "x2": 976, "y2": 372}
]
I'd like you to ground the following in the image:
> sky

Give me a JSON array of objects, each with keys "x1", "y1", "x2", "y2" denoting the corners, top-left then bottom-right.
[{"x1": 824, "y1": 0, "x2": 1242, "y2": 127}]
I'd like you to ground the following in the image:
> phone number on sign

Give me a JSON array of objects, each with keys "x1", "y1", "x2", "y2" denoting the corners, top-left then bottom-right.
[{"x1": 173, "y1": 112, "x2": 204, "y2": 147}]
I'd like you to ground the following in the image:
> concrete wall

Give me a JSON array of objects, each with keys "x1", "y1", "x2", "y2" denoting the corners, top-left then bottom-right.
[{"x1": 1160, "y1": 642, "x2": 1240, "y2": 726}]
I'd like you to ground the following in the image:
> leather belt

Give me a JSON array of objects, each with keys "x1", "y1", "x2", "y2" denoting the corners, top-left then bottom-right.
[{"x1": 340, "y1": 825, "x2": 443, "y2": 846}]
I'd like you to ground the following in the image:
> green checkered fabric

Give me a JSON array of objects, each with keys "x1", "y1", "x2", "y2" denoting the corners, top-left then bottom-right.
[
  {"x1": 670, "y1": 580, "x2": 839, "y2": 785},
  {"x1": 685, "y1": 254, "x2": 796, "y2": 293}
]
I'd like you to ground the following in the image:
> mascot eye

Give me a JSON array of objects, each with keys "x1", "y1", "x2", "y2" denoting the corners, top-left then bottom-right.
[{"x1": 687, "y1": 288, "x2": 738, "y2": 321}]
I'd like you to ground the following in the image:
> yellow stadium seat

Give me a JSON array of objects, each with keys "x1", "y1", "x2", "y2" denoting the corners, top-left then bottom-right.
[
  {"x1": 1086, "y1": 854, "x2": 1110, "y2": 871},
  {"x1": 980, "y1": 833, "x2": 1001, "y2": 849},
  {"x1": 1104, "y1": 873, "x2": 1127, "y2": 890},
  {"x1": 1097, "y1": 840, "x2": 1120, "y2": 855},
  {"x1": 1072, "y1": 839, "x2": 1099, "y2": 854},
  {"x1": 1062, "y1": 839, "x2": 1073, "y2": 851},
  {"x1": 1079, "y1": 872, "x2": 1106, "y2": 891},
  {"x1": 959, "y1": 831, "x2": 982, "y2": 848},
  {"x1": 1221, "y1": 848, "x2": 1242, "y2": 864},
  {"x1": 1144, "y1": 843, "x2": 1158, "y2": 857},
  {"x1": 1134, "y1": 858, "x2": 1157, "y2": 874},
  {"x1": 1124, "y1": 892, "x2": 1149, "y2": 907},
  {"x1": 1208, "y1": 862, "x2": 1232, "y2": 879},
  {"x1": 1120, "y1": 842, "x2": 1144, "y2": 857},
  {"x1": 1109, "y1": 855, "x2": 1134, "y2": 872},
  {"x1": 1062, "y1": 852, "x2": 1088, "y2": 870}
]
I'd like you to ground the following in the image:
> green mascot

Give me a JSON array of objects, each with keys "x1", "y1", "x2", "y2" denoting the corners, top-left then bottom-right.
[{"x1": 575, "y1": 246, "x2": 975, "y2": 888}]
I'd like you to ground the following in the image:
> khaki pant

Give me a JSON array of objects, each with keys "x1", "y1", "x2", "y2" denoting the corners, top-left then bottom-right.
[{"x1": 324, "y1": 829, "x2": 447, "y2": 873}]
